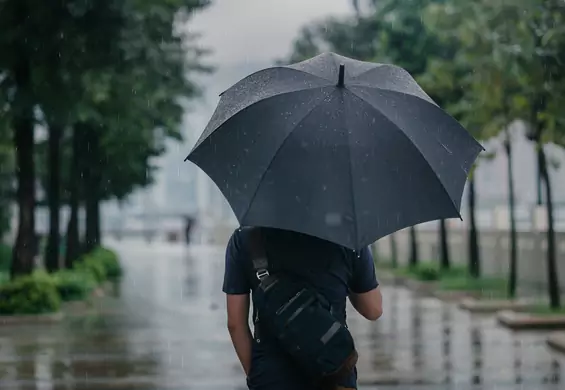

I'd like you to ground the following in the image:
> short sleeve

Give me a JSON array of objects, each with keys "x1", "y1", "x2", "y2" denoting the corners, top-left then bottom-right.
[
  {"x1": 349, "y1": 246, "x2": 379, "y2": 294},
  {"x1": 222, "y1": 230, "x2": 252, "y2": 294}
]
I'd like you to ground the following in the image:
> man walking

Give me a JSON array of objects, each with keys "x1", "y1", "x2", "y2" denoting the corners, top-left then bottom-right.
[{"x1": 223, "y1": 227, "x2": 383, "y2": 390}]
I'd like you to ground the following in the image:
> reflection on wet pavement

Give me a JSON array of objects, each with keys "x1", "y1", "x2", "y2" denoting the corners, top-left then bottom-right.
[{"x1": 0, "y1": 238, "x2": 564, "y2": 390}]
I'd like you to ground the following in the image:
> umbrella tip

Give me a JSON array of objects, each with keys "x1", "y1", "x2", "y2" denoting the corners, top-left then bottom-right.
[{"x1": 337, "y1": 64, "x2": 345, "y2": 87}]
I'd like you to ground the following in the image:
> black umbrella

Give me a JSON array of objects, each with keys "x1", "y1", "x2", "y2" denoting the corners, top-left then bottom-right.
[{"x1": 186, "y1": 52, "x2": 483, "y2": 250}]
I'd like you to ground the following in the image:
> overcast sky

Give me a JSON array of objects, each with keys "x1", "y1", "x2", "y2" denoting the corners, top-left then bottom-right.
[
  {"x1": 190, "y1": 0, "x2": 352, "y2": 66},
  {"x1": 182, "y1": 0, "x2": 354, "y2": 145}
]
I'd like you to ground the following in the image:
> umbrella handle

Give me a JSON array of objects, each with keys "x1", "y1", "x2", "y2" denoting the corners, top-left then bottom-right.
[{"x1": 337, "y1": 64, "x2": 345, "y2": 87}]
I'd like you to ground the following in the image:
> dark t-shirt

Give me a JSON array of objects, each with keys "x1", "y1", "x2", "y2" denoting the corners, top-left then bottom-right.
[{"x1": 223, "y1": 227, "x2": 378, "y2": 390}]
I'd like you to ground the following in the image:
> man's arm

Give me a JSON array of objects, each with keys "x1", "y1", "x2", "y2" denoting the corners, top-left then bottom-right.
[
  {"x1": 226, "y1": 293, "x2": 253, "y2": 375},
  {"x1": 348, "y1": 246, "x2": 383, "y2": 321},
  {"x1": 349, "y1": 286, "x2": 383, "y2": 321}
]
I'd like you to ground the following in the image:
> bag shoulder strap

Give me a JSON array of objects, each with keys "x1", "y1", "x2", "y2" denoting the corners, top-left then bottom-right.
[{"x1": 248, "y1": 227, "x2": 270, "y2": 281}]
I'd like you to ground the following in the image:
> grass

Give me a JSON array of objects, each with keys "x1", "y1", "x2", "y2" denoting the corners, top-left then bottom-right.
[
  {"x1": 527, "y1": 305, "x2": 565, "y2": 316},
  {"x1": 377, "y1": 262, "x2": 467, "y2": 282},
  {"x1": 438, "y1": 275, "x2": 508, "y2": 298},
  {"x1": 376, "y1": 259, "x2": 509, "y2": 298}
]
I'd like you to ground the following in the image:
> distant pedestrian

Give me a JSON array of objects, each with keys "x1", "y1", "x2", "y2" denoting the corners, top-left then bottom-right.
[{"x1": 184, "y1": 216, "x2": 195, "y2": 245}]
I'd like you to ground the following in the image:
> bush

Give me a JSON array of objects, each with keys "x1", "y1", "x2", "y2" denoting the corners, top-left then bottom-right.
[
  {"x1": 93, "y1": 247, "x2": 123, "y2": 279},
  {"x1": 74, "y1": 255, "x2": 107, "y2": 284},
  {"x1": 0, "y1": 271, "x2": 60, "y2": 315},
  {"x1": 411, "y1": 264, "x2": 441, "y2": 281},
  {"x1": 52, "y1": 270, "x2": 97, "y2": 301},
  {"x1": 73, "y1": 247, "x2": 122, "y2": 284}
]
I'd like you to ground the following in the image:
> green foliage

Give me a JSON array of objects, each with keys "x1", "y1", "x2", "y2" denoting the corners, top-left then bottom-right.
[
  {"x1": 52, "y1": 270, "x2": 97, "y2": 302},
  {"x1": 74, "y1": 255, "x2": 107, "y2": 284},
  {"x1": 0, "y1": 271, "x2": 61, "y2": 315},
  {"x1": 32, "y1": 1, "x2": 213, "y2": 206},
  {"x1": 73, "y1": 246, "x2": 122, "y2": 283},
  {"x1": 91, "y1": 247, "x2": 122, "y2": 279},
  {"x1": 439, "y1": 275, "x2": 508, "y2": 297},
  {"x1": 412, "y1": 263, "x2": 441, "y2": 281},
  {"x1": 528, "y1": 305, "x2": 565, "y2": 316},
  {"x1": 1, "y1": 1, "x2": 212, "y2": 277},
  {"x1": 389, "y1": 262, "x2": 442, "y2": 281},
  {"x1": 0, "y1": 244, "x2": 11, "y2": 273},
  {"x1": 0, "y1": 244, "x2": 11, "y2": 286},
  {"x1": 441, "y1": 265, "x2": 468, "y2": 278},
  {"x1": 0, "y1": 246, "x2": 121, "y2": 312}
]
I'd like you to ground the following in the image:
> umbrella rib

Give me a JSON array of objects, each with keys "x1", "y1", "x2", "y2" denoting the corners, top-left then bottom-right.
[
  {"x1": 345, "y1": 88, "x2": 462, "y2": 219},
  {"x1": 281, "y1": 66, "x2": 335, "y2": 83},
  {"x1": 356, "y1": 86, "x2": 485, "y2": 159},
  {"x1": 239, "y1": 92, "x2": 337, "y2": 224},
  {"x1": 342, "y1": 98, "x2": 360, "y2": 247},
  {"x1": 219, "y1": 66, "x2": 334, "y2": 96},
  {"x1": 349, "y1": 63, "x2": 404, "y2": 82},
  {"x1": 187, "y1": 85, "x2": 333, "y2": 156}
]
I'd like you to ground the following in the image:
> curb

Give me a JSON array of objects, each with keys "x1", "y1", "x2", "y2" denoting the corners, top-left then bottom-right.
[
  {"x1": 357, "y1": 372, "x2": 438, "y2": 386},
  {"x1": 547, "y1": 332, "x2": 565, "y2": 354},
  {"x1": 498, "y1": 310, "x2": 565, "y2": 330},
  {"x1": 0, "y1": 312, "x2": 63, "y2": 325},
  {"x1": 459, "y1": 298, "x2": 537, "y2": 313}
]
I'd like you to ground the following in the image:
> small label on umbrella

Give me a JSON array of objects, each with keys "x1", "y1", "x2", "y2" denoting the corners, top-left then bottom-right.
[{"x1": 325, "y1": 213, "x2": 342, "y2": 226}]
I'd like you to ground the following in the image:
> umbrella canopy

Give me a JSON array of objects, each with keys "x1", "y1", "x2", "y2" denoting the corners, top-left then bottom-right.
[{"x1": 186, "y1": 52, "x2": 483, "y2": 250}]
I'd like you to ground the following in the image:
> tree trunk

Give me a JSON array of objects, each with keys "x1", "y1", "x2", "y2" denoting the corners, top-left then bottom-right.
[
  {"x1": 409, "y1": 226, "x2": 418, "y2": 268},
  {"x1": 65, "y1": 127, "x2": 83, "y2": 267},
  {"x1": 84, "y1": 130, "x2": 101, "y2": 252},
  {"x1": 390, "y1": 234, "x2": 398, "y2": 268},
  {"x1": 536, "y1": 150, "x2": 543, "y2": 206},
  {"x1": 505, "y1": 135, "x2": 518, "y2": 299},
  {"x1": 539, "y1": 146, "x2": 560, "y2": 309},
  {"x1": 468, "y1": 177, "x2": 480, "y2": 278},
  {"x1": 10, "y1": 51, "x2": 36, "y2": 278},
  {"x1": 45, "y1": 124, "x2": 63, "y2": 272},
  {"x1": 439, "y1": 219, "x2": 450, "y2": 270}
]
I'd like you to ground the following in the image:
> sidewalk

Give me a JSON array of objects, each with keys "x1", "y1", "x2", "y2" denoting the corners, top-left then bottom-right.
[{"x1": 0, "y1": 239, "x2": 564, "y2": 390}]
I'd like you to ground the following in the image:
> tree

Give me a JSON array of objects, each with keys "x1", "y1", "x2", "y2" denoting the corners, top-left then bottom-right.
[
  {"x1": 510, "y1": 0, "x2": 565, "y2": 308},
  {"x1": 424, "y1": 0, "x2": 565, "y2": 303},
  {"x1": 0, "y1": 0, "x2": 124, "y2": 276},
  {"x1": 2, "y1": 0, "x2": 211, "y2": 275},
  {"x1": 368, "y1": 0, "x2": 463, "y2": 268},
  {"x1": 0, "y1": 1, "x2": 37, "y2": 277},
  {"x1": 75, "y1": 1, "x2": 211, "y2": 254},
  {"x1": 34, "y1": 1, "x2": 124, "y2": 272},
  {"x1": 438, "y1": 219, "x2": 450, "y2": 270},
  {"x1": 467, "y1": 171, "x2": 480, "y2": 278},
  {"x1": 421, "y1": 0, "x2": 526, "y2": 286}
]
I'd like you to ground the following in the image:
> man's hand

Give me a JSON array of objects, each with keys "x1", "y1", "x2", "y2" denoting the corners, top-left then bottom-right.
[{"x1": 226, "y1": 294, "x2": 253, "y2": 375}]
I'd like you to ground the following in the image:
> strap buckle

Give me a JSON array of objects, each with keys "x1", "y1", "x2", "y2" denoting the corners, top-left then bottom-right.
[{"x1": 256, "y1": 269, "x2": 270, "y2": 280}]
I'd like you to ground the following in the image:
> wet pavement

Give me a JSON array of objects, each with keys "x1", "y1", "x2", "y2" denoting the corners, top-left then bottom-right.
[{"x1": 0, "y1": 238, "x2": 564, "y2": 389}]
